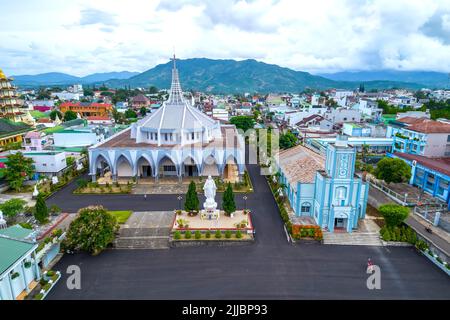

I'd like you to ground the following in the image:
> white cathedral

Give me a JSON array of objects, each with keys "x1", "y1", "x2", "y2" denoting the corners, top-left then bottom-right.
[{"x1": 88, "y1": 56, "x2": 245, "y2": 183}]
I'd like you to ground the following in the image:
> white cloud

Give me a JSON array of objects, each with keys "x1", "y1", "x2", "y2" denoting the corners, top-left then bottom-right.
[{"x1": 1, "y1": 0, "x2": 450, "y2": 76}]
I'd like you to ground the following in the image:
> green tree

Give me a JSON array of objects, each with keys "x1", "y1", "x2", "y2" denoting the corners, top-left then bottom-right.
[
  {"x1": 63, "y1": 110, "x2": 77, "y2": 122},
  {"x1": 279, "y1": 131, "x2": 297, "y2": 149},
  {"x1": 140, "y1": 106, "x2": 147, "y2": 117},
  {"x1": 4, "y1": 152, "x2": 34, "y2": 191},
  {"x1": 184, "y1": 181, "x2": 199, "y2": 212},
  {"x1": 230, "y1": 116, "x2": 255, "y2": 132},
  {"x1": 149, "y1": 86, "x2": 159, "y2": 94},
  {"x1": 49, "y1": 110, "x2": 62, "y2": 121},
  {"x1": 63, "y1": 206, "x2": 118, "y2": 255},
  {"x1": 34, "y1": 193, "x2": 49, "y2": 224},
  {"x1": 124, "y1": 109, "x2": 137, "y2": 119},
  {"x1": 374, "y1": 158, "x2": 411, "y2": 184},
  {"x1": 379, "y1": 204, "x2": 409, "y2": 228},
  {"x1": 222, "y1": 183, "x2": 236, "y2": 216},
  {"x1": 83, "y1": 88, "x2": 94, "y2": 96},
  {"x1": 0, "y1": 198, "x2": 26, "y2": 220}
]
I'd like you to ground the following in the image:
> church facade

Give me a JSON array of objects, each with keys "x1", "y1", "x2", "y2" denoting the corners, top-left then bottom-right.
[
  {"x1": 88, "y1": 57, "x2": 245, "y2": 183},
  {"x1": 276, "y1": 136, "x2": 369, "y2": 233}
]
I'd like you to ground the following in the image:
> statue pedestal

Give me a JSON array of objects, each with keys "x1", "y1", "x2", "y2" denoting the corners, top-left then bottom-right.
[{"x1": 200, "y1": 209, "x2": 220, "y2": 220}]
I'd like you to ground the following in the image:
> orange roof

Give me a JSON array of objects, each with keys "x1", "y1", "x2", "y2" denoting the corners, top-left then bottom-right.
[
  {"x1": 37, "y1": 118, "x2": 52, "y2": 123},
  {"x1": 398, "y1": 117, "x2": 450, "y2": 134}
]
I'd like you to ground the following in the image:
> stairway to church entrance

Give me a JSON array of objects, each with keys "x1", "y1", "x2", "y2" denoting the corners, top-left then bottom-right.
[{"x1": 114, "y1": 211, "x2": 175, "y2": 249}]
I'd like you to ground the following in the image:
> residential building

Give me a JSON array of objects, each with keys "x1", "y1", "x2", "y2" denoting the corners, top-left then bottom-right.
[
  {"x1": 276, "y1": 136, "x2": 369, "y2": 233},
  {"x1": 31, "y1": 100, "x2": 54, "y2": 112},
  {"x1": 59, "y1": 102, "x2": 113, "y2": 118},
  {"x1": 306, "y1": 136, "x2": 393, "y2": 154},
  {"x1": 388, "y1": 152, "x2": 450, "y2": 210},
  {"x1": 324, "y1": 108, "x2": 361, "y2": 124},
  {"x1": 395, "y1": 110, "x2": 430, "y2": 119},
  {"x1": 50, "y1": 91, "x2": 81, "y2": 101},
  {"x1": 10, "y1": 150, "x2": 67, "y2": 177},
  {"x1": 388, "y1": 117, "x2": 450, "y2": 157},
  {"x1": 22, "y1": 131, "x2": 47, "y2": 151},
  {"x1": 295, "y1": 114, "x2": 333, "y2": 131},
  {"x1": 0, "y1": 225, "x2": 41, "y2": 300},
  {"x1": 342, "y1": 123, "x2": 371, "y2": 137},
  {"x1": 0, "y1": 119, "x2": 32, "y2": 150},
  {"x1": 130, "y1": 94, "x2": 150, "y2": 110}
]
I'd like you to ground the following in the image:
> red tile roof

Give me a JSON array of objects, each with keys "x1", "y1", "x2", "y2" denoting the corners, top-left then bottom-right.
[
  {"x1": 393, "y1": 152, "x2": 450, "y2": 177},
  {"x1": 87, "y1": 116, "x2": 111, "y2": 121},
  {"x1": 397, "y1": 117, "x2": 450, "y2": 133}
]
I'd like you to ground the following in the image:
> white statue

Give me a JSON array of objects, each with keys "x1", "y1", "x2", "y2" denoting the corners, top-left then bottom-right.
[
  {"x1": 33, "y1": 185, "x2": 39, "y2": 197},
  {"x1": 203, "y1": 175, "x2": 217, "y2": 201},
  {"x1": 203, "y1": 175, "x2": 218, "y2": 213},
  {"x1": 52, "y1": 176, "x2": 59, "y2": 185},
  {"x1": 76, "y1": 160, "x2": 84, "y2": 171}
]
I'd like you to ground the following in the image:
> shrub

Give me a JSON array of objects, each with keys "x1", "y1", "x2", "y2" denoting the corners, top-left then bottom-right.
[
  {"x1": 34, "y1": 293, "x2": 44, "y2": 300},
  {"x1": 415, "y1": 240, "x2": 428, "y2": 251},
  {"x1": 24, "y1": 261, "x2": 32, "y2": 268},
  {"x1": 215, "y1": 230, "x2": 222, "y2": 239},
  {"x1": 43, "y1": 283, "x2": 51, "y2": 291},
  {"x1": 195, "y1": 230, "x2": 202, "y2": 239},
  {"x1": 46, "y1": 270, "x2": 55, "y2": 277},
  {"x1": 11, "y1": 272, "x2": 20, "y2": 280},
  {"x1": 436, "y1": 257, "x2": 443, "y2": 264},
  {"x1": 379, "y1": 204, "x2": 409, "y2": 228},
  {"x1": 235, "y1": 230, "x2": 242, "y2": 239},
  {"x1": 225, "y1": 230, "x2": 232, "y2": 239},
  {"x1": 19, "y1": 222, "x2": 33, "y2": 229},
  {"x1": 205, "y1": 230, "x2": 211, "y2": 239},
  {"x1": 174, "y1": 231, "x2": 181, "y2": 240},
  {"x1": 184, "y1": 231, "x2": 192, "y2": 239},
  {"x1": 39, "y1": 278, "x2": 48, "y2": 286},
  {"x1": 63, "y1": 205, "x2": 119, "y2": 255},
  {"x1": 52, "y1": 229, "x2": 63, "y2": 238}
]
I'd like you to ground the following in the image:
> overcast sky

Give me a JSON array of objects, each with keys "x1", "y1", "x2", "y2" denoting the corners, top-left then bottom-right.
[{"x1": 1, "y1": 0, "x2": 450, "y2": 76}]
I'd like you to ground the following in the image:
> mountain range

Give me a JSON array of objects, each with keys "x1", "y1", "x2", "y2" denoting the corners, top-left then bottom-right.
[
  {"x1": 319, "y1": 70, "x2": 449, "y2": 89},
  {"x1": 9, "y1": 58, "x2": 449, "y2": 93},
  {"x1": 11, "y1": 71, "x2": 139, "y2": 87}
]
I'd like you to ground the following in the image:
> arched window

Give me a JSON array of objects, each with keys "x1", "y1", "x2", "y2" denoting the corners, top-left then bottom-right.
[
  {"x1": 301, "y1": 202, "x2": 311, "y2": 214},
  {"x1": 335, "y1": 186, "x2": 347, "y2": 205}
]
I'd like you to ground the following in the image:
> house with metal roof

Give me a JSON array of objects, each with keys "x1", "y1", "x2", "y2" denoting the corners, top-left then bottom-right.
[{"x1": 0, "y1": 225, "x2": 41, "y2": 300}]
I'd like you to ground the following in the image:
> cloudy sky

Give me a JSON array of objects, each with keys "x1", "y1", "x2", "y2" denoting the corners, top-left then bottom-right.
[{"x1": 1, "y1": 0, "x2": 450, "y2": 76}]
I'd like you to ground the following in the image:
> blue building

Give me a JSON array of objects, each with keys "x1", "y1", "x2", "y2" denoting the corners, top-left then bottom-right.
[
  {"x1": 276, "y1": 136, "x2": 369, "y2": 233},
  {"x1": 388, "y1": 152, "x2": 450, "y2": 210}
]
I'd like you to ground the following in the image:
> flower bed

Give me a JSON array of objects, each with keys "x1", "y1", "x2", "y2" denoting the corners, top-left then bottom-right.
[
  {"x1": 415, "y1": 240, "x2": 450, "y2": 276},
  {"x1": 31, "y1": 270, "x2": 61, "y2": 300},
  {"x1": 74, "y1": 182, "x2": 132, "y2": 194},
  {"x1": 291, "y1": 225, "x2": 323, "y2": 242}
]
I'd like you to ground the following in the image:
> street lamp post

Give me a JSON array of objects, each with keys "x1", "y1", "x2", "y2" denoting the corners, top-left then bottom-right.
[
  {"x1": 177, "y1": 195, "x2": 183, "y2": 210},
  {"x1": 243, "y1": 195, "x2": 248, "y2": 211}
]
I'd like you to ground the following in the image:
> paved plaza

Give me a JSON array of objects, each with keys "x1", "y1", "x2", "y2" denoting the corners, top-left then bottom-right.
[{"x1": 45, "y1": 164, "x2": 450, "y2": 299}]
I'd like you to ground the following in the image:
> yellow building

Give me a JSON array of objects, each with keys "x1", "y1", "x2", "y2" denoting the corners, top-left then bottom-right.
[{"x1": 0, "y1": 119, "x2": 32, "y2": 150}]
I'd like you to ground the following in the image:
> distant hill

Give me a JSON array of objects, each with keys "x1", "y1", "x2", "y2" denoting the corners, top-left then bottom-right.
[
  {"x1": 11, "y1": 71, "x2": 139, "y2": 87},
  {"x1": 319, "y1": 70, "x2": 450, "y2": 89},
  {"x1": 104, "y1": 58, "x2": 424, "y2": 93},
  {"x1": 10, "y1": 59, "x2": 430, "y2": 92}
]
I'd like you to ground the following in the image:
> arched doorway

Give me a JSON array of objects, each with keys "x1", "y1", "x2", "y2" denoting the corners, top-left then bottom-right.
[
  {"x1": 137, "y1": 156, "x2": 153, "y2": 178},
  {"x1": 94, "y1": 154, "x2": 111, "y2": 177},
  {"x1": 202, "y1": 155, "x2": 219, "y2": 176},
  {"x1": 223, "y1": 156, "x2": 239, "y2": 183},
  {"x1": 116, "y1": 155, "x2": 133, "y2": 178},
  {"x1": 158, "y1": 156, "x2": 178, "y2": 178},
  {"x1": 182, "y1": 156, "x2": 199, "y2": 177}
]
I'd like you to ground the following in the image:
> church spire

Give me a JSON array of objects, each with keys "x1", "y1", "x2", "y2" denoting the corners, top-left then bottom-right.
[{"x1": 167, "y1": 54, "x2": 184, "y2": 105}]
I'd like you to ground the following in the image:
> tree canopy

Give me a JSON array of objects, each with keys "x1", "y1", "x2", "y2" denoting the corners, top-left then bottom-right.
[
  {"x1": 64, "y1": 206, "x2": 119, "y2": 255},
  {"x1": 49, "y1": 110, "x2": 62, "y2": 121},
  {"x1": 222, "y1": 183, "x2": 236, "y2": 215},
  {"x1": 379, "y1": 204, "x2": 409, "y2": 228},
  {"x1": 4, "y1": 152, "x2": 34, "y2": 191},
  {"x1": 34, "y1": 193, "x2": 49, "y2": 224},
  {"x1": 279, "y1": 131, "x2": 297, "y2": 150},
  {"x1": 0, "y1": 198, "x2": 26, "y2": 218},
  {"x1": 124, "y1": 109, "x2": 138, "y2": 119},
  {"x1": 63, "y1": 110, "x2": 78, "y2": 122},
  {"x1": 374, "y1": 157, "x2": 411, "y2": 184},
  {"x1": 184, "y1": 181, "x2": 199, "y2": 212},
  {"x1": 230, "y1": 116, "x2": 255, "y2": 133}
]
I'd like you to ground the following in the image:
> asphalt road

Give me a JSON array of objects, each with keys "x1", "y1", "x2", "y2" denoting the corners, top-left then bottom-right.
[{"x1": 46, "y1": 164, "x2": 450, "y2": 299}]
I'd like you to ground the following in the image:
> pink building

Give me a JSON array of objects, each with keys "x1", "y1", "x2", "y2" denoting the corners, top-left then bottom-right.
[{"x1": 22, "y1": 131, "x2": 45, "y2": 151}]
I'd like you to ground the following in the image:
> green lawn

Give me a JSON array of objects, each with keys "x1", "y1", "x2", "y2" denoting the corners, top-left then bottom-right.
[{"x1": 108, "y1": 211, "x2": 132, "y2": 224}]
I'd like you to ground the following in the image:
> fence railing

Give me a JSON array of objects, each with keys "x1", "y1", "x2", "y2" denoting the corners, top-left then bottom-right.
[{"x1": 366, "y1": 176, "x2": 417, "y2": 206}]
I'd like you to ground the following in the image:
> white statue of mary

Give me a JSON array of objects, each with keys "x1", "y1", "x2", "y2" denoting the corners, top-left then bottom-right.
[{"x1": 203, "y1": 176, "x2": 217, "y2": 212}]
